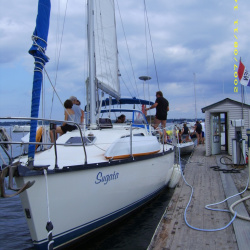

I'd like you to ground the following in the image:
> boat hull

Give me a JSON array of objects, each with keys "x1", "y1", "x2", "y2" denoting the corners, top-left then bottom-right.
[
  {"x1": 177, "y1": 141, "x2": 195, "y2": 155},
  {"x1": 12, "y1": 125, "x2": 30, "y2": 132},
  {"x1": 16, "y1": 150, "x2": 174, "y2": 249}
]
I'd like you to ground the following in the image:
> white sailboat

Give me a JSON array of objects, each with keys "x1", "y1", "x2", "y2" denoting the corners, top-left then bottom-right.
[
  {"x1": 0, "y1": 1, "x2": 175, "y2": 249},
  {"x1": 12, "y1": 125, "x2": 31, "y2": 132}
]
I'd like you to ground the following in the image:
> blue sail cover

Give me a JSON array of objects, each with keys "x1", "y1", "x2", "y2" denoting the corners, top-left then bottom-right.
[
  {"x1": 28, "y1": 0, "x2": 51, "y2": 161},
  {"x1": 101, "y1": 97, "x2": 154, "y2": 107}
]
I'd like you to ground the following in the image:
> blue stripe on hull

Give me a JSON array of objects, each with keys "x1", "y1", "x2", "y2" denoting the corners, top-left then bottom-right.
[{"x1": 34, "y1": 186, "x2": 166, "y2": 249}]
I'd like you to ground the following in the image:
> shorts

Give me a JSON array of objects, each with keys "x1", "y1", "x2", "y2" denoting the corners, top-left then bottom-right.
[
  {"x1": 156, "y1": 114, "x2": 167, "y2": 121},
  {"x1": 61, "y1": 124, "x2": 77, "y2": 134}
]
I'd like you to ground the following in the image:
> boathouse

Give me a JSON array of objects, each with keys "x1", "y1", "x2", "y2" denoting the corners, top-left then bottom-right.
[{"x1": 201, "y1": 98, "x2": 250, "y2": 156}]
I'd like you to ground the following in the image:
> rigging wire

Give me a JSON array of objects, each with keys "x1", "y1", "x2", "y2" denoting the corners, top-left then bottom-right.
[
  {"x1": 143, "y1": 0, "x2": 160, "y2": 91},
  {"x1": 44, "y1": 67, "x2": 75, "y2": 121},
  {"x1": 143, "y1": 3, "x2": 149, "y2": 101},
  {"x1": 115, "y1": 0, "x2": 140, "y2": 99},
  {"x1": 193, "y1": 73, "x2": 197, "y2": 121},
  {"x1": 49, "y1": 0, "x2": 69, "y2": 118},
  {"x1": 144, "y1": 4, "x2": 149, "y2": 82},
  {"x1": 44, "y1": 69, "x2": 65, "y2": 113},
  {"x1": 119, "y1": 74, "x2": 134, "y2": 98},
  {"x1": 115, "y1": 0, "x2": 159, "y2": 112},
  {"x1": 143, "y1": 0, "x2": 153, "y2": 125},
  {"x1": 118, "y1": 54, "x2": 136, "y2": 97}
]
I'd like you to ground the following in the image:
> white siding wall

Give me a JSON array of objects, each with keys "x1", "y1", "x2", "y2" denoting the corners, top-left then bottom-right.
[
  {"x1": 205, "y1": 112, "x2": 211, "y2": 156},
  {"x1": 204, "y1": 101, "x2": 250, "y2": 156}
]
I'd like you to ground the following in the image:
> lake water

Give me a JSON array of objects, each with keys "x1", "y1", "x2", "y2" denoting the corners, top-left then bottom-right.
[
  {"x1": 0, "y1": 126, "x2": 189, "y2": 250},
  {"x1": 0, "y1": 186, "x2": 175, "y2": 250}
]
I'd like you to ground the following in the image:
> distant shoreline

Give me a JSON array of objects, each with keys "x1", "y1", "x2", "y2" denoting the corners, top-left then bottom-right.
[{"x1": 0, "y1": 118, "x2": 205, "y2": 127}]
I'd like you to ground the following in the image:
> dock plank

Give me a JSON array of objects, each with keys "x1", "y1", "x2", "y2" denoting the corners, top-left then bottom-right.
[
  {"x1": 217, "y1": 156, "x2": 250, "y2": 250},
  {"x1": 148, "y1": 146, "x2": 238, "y2": 250}
]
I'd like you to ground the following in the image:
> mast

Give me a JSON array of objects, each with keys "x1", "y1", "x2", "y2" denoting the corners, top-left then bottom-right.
[
  {"x1": 28, "y1": 0, "x2": 51, "y2": 166},
  {"x1": 87, "y1": 0, "x2": 97, "y2": 128},
  {"x1": 193, "y1": 73, "x2": 197, "y2": 121}
]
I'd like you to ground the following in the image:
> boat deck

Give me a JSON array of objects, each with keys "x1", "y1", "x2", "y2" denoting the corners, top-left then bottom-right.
[{"x1": 148, "y1": 145, "x2": 250, "y2": 250}]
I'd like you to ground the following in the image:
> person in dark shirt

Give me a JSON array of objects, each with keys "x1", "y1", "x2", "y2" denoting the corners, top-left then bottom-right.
[
  {"x1": 194, "y1": 121, "x2": 202, "y2": 145},
  {"x1": 145, "y1": 91, "x2": 169, "y2": 143},
  {"x1": 181, "y1": 123, "x2": 190, "y2": 140}
]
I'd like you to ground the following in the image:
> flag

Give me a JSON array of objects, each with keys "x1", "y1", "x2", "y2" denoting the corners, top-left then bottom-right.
[
  {"x1": 238, "y1": 60, "x2": 250, "y2": 86},
  {"x1": 142, "y1": 104, "x2": 147, "y2": 115}
]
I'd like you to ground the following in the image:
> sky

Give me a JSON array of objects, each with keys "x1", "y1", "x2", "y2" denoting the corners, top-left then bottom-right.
[{"x1": 1, "y1": 0, "x2": 250, "y2": 121}]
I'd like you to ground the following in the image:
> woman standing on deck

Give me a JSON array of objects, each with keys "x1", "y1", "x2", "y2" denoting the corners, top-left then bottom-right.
[{"x1": 145, "y1": 91, "x2": 169, "y2": 143}]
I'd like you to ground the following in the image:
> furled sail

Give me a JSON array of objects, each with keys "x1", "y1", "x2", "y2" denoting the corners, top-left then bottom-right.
[
  {"x1": 28, "y1": 0, "x2": 51, "y2": 163},
  {"x1": 94, "y1": 0, "x2": 120, "y2": 99}
]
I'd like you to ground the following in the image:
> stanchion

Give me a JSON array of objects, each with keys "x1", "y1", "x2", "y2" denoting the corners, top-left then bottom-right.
[{"x1": 50, "y1": 123, "x2": 58, "y2": 169}]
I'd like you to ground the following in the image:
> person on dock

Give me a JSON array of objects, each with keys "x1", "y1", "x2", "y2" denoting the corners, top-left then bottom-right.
[
  {"x1": 194, "y1": 120, "x2": 202, "y2": 145},
  {"x1": 145, "y1": 91, "x2": 169, "y2": 143}
]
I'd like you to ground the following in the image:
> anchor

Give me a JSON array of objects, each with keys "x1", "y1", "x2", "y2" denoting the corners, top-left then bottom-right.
[{"x1": 0, "y1": 163, "x2": 35, "y2": 198}]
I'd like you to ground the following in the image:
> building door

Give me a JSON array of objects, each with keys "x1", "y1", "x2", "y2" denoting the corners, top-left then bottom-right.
[
  {"x1": 220, "y1": 112, "x2": 228, "y2": 152},
  {"x1": 211, "y1": 113, "x2": 221, "y2": 155},
  {"x1": 224, "y1": 112, "x2": 228, "y2": 152}
]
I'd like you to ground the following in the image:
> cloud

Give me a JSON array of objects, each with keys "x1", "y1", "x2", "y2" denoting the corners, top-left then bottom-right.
[{"x1": 1, "y1": 0, "x2": 250, "y2": 121}]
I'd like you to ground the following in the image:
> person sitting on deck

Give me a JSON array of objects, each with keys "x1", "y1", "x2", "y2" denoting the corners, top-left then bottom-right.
[
  {"x1": 166, "y1": 134, "x2": 172, "y2": 144},
  {"x1": 50, "y1": 99, "x2": 77, "y2": 143},
  {"x1": 115, "y1": 114, "x2": 126, "y2": 123},
  {"x1": 182, "y1": 134, "x2": 192, "y2": 143}
]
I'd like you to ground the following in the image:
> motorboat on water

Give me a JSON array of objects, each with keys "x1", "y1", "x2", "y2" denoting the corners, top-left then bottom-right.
[
  {"x1": 12, "y1": 125, "x2": 30, "y2": 132},
  {"x1": 177, "y1": 139, "x2": 196, "y2": 155},
  {"x1": 166, "y1": 124, "x2": 196, "y2": 155}
]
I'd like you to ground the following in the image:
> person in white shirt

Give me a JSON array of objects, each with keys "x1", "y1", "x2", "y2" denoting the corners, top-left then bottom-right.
[{"x1": 69, "y1": 96, "x2": 84, "y2": 125}]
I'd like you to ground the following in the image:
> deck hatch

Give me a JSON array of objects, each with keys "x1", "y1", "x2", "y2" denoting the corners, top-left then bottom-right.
[{"x1": 65, "y1": 136, "x2": 96, "y2": 146}]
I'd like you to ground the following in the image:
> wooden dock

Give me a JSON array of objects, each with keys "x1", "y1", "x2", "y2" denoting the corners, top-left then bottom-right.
[{"x1": 148, "y1": 145, "x2": 250, "y2": 250}]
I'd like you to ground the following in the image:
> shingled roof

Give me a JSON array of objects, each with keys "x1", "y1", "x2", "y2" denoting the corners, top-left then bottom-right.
[{"x1": 201, "y1": 98, "x2": 250, "y2": 113}]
